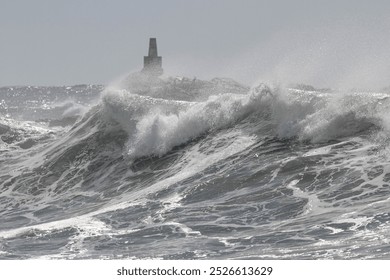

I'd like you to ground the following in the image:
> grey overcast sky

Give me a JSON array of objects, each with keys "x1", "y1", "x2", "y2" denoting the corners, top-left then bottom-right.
[{"x1": 1, "y1": 0, "x2": 390, "y2": 88}]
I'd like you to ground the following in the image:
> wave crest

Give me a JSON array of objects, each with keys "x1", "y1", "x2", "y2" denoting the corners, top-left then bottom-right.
[{"x1": 102, "y1": 83, "x2": 273, "y2": 158}]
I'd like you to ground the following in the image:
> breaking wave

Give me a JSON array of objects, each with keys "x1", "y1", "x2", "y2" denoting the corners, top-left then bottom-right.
[{"x1": 2, "y1": 77, "x2": 390, "y2": 259}]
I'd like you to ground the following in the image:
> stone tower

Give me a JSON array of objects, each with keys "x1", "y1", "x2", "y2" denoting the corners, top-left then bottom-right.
[{"x1": 142, "y1": 38, "x2": 163, "y2": 76}]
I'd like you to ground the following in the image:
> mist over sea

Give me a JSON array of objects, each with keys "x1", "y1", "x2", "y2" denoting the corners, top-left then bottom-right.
[{"x1": 1, "y1": 74, "x2": 390, "y2": 259}]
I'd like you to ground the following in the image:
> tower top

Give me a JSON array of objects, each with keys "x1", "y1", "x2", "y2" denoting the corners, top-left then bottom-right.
[
  {"x1": 142, "y1": 38, "x2": 163, "y2": 76},
  {"x1": 148, "y1": 38, "x2": 158, "y2": 57}
]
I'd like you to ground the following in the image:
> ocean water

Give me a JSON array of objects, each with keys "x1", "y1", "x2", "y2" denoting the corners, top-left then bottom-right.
[{"x1": 1, "y1": 74, "x2": 390, "y2": 259}]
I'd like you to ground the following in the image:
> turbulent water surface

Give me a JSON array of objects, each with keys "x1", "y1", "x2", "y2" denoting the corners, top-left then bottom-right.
[{"x1": 1, "y1": 75, "x2": 390, "y2": 259}]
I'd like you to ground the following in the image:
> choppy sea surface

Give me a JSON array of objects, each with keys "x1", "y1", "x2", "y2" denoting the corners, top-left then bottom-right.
[{"x1": 1, "y1": 75, "x2": 390, "y2": 259}]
